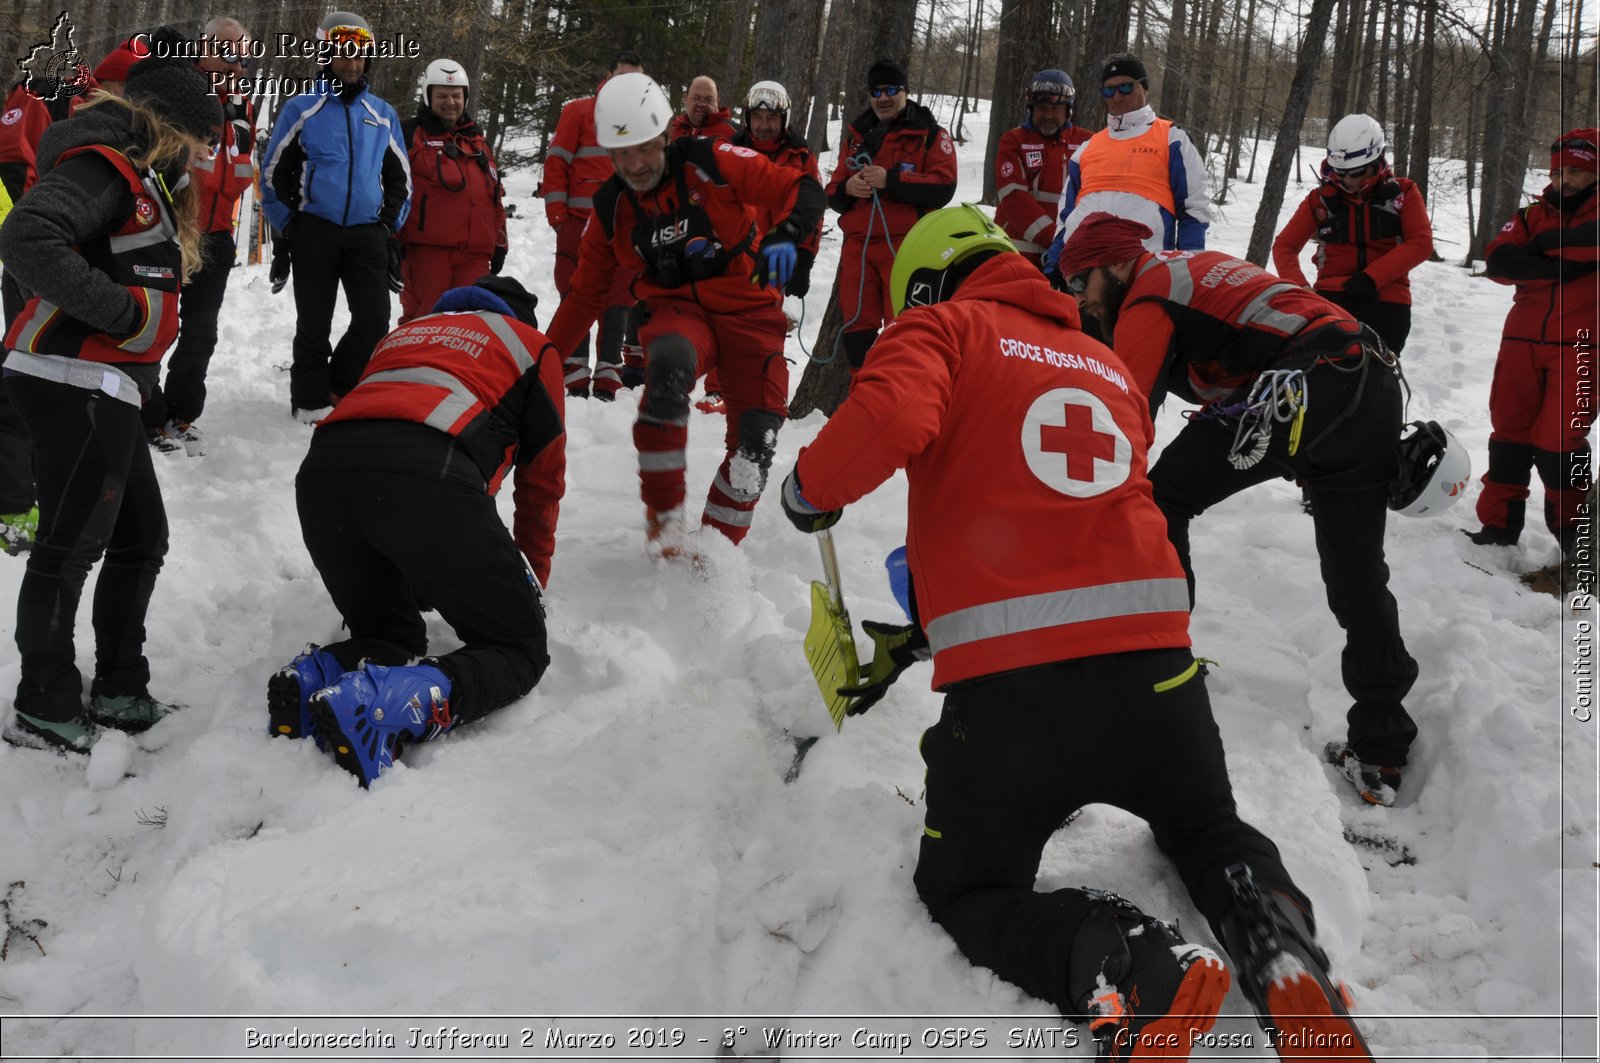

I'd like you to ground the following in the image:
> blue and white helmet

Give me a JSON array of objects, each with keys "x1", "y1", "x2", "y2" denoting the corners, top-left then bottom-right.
[{"x1": 1328, "y1": 113, "x2": 1385, "y2": 173}]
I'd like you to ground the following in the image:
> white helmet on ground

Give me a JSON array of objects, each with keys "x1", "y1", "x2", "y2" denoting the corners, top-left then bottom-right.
[
  {"x1": 1327, "y1": 113, "x2": 1386, "y2": 173},
  {"x1": 595, "y1": 71, "x2": 673, "y2": 149},
  {"x1": 423, "y1": 58, "x2": 468, "y2": 103},
  {"x1": 1389, "y1": 421, "x2": 1471, "y2": 517}
]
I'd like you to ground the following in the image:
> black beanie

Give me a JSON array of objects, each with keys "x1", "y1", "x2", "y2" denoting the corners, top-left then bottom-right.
[
  {"x1": 473, "y1": 275, "x2": 539, "y2": 328},
  {"x1": 125, "y1": 57, "x2": 223, "y2": 141},
  {"x1": 1100, "y1": 54, "x2": 1149, "y2": 87},
  {"x1": 866, "y1": 59, "x2": 907, "y2": 90}
]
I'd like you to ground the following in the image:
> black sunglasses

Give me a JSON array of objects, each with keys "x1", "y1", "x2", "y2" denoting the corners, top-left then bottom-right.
[
  {"x1": 1030, "y1": 93, "x2": 1072, "y2": 106},
  {"x1": 214, "y1": 42, "x2": 253, "y2": 70},
  {"x1": 869, "y1": 85, "x2": 904, "y2": 99},
  {"x1": 1101, "y1": 82, "x2": 1140, "y2": 98},
  {"x1": 1332, "y1": 161, "x2": 1378, "y2": 177}
]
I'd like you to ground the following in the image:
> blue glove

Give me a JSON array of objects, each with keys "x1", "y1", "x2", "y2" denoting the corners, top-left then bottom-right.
[
  {"x1": 755, "y1": 241, "x2": 797, "y2": 289},
  {"x1": 780, "y1": 469, "x2": 842, "y2": 533}
]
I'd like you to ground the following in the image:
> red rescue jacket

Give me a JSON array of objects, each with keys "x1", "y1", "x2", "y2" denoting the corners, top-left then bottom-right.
[
  {"x1": 545, "y1": 137, "x2": 824, "y2": 357},
  {"x1": 1484, "y1": 182, "x2": 1600, "y2": 345},
  {"x1": 669, "y1": 108, "x2": 738, "y2": 142},
  {"x1": 4, "y1": 144, "x2": 181, "y2": 367},
  {"x1": 1110, "y1": 250, "x2": 1365, "y2": 411},
  {"x1": 1271, "y1": 163, "x2": 1433, "y2": 305},
  {"x1": 825, "y1": 99, "x2": 958, "y2": 241},
  {"x1": 0, "y1": 80, "x2": 94, "y2": 199},
  {"x1": 319, "y1": 309, "x2": 567, "y2": 583},
  {"x1": 400, "y1": 107, "x2": 506, "y2": 255},
  {"x1": 190, "y1": 96, "x2": 256, "y2": 234},
  {"x1": 796, "y1": 253, "x2": 1191, "y2": 687},
  {"x1": 994, "y1": 122, "x2": 1091, "y2": 255},
  {"x1": 539, "y1": 90, "x2": 612, "y2": 225},
  {"x1": 729, "y1": 126, "x2": 822, "y2": 254}
]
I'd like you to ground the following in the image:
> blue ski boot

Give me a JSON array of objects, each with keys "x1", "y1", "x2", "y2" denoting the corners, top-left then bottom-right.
[
  {"x1": 309, "y1": 663, "x2": 454, "y2": 787},
  {"x1": 267, "y1": 645, "x2": 344, "y2": 743}
]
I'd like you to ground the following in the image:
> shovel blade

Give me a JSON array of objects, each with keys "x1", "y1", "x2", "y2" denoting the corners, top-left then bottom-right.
[{"x1": 804, "y1": 579, "x2": 860, "y2": 731}]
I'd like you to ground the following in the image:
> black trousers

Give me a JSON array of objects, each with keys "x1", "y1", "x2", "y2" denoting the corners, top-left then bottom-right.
[
  {"x1": 143, "y1": 231, "x2": 234, "y2": 430},
  {"x1": 6, "y1": 374, "x2": 168, "y2": 719},
  {"x1": 295, "y1": 428, "x2": 549, "y2": 724},
  {"x1": 3, "y1": 270, "x2": 37, "y2": 513},
  {"x1": 1150, "y1": 360, "x2": 1419, "y2": 766},
  {"x1": 288, "y1": 215, "x2": 390, "y2": 411},
  {"x1": 914, "y1": 648, "x2": 1304, "y2": 1017}
]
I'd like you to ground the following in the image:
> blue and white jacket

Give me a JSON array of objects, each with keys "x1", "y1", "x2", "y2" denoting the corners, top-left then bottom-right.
[{"x1": 261, "y1": 77, "x2": 411, "y2": 234}]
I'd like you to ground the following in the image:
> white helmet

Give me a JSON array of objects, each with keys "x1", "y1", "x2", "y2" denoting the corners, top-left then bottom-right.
[
  {"x1": 595, "y1": 72, "x2": 673, "y2": 149},
  {"x1": 423, "y1": 58, "x2": 469, "y2": 103},
  {"x1": 1327, "y1": 113, "x2": 1385, "y2": 173},
  {"x1": 746, "y1": 80, "x2": 790, "y2": 116},
  {"x1": 1389, "y1": 421, "x2": 1471, "y2": 517}
]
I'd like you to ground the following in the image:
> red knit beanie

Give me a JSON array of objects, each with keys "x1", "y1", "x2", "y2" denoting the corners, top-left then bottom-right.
[
  {"x1": 1056, "y1": 212, "x2": 1153, "y2": 278},
  {"x1": 94, "y1": 37, "x2": 150, "y2": 84},
  {"x1": 1552, "y1": 129, "x2": 1599, "y2": 173}
]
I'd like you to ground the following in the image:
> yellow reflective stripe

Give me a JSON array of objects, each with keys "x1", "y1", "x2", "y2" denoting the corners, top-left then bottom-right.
[
  {"x1": 118, "y1": 288, "x2": 168, "y2": 353},
  {"x1": 923, "y1": 826, "x2": 942, "y2": 839},
  {"x1": 1152, "y1": 659, "x2": 1199, "y2": 693}
]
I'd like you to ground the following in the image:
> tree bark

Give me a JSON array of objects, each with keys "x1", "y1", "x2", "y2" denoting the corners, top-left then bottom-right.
[
  {"x1": 805, "y1": 0, "x2": 847, "y2": 152},
  {"x1": 983, "y1": 0, "x2": 1054, "y2": 202},
  {"x1": 1246, "y1": 0, "x2": 1341, "y2": 265},
  {"x1": 1407, "y1": 0, "x2": 1436, "y2": 205},
  {"x1": 788, "y1": 292, "x2": 851, "y2": 420}
]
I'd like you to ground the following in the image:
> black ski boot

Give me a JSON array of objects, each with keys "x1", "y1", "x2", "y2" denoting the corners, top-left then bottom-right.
[
  {"x1": 1219, "y1": 864, "x2": 1375, "y2": 1061},
  {"x1": 1066, "y1": 890, "x2": 1231, "y2": 1061}
]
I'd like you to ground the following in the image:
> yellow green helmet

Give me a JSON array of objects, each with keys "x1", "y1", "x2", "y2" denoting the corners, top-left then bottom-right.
[{"x1": 890, "y1": 203, "x2": 1015, "y2": 316}]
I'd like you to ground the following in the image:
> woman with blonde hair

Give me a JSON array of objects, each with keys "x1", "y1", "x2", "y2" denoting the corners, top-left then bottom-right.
[{"x1": 0, "y1": 57, "x2": 221, "y2": 751}]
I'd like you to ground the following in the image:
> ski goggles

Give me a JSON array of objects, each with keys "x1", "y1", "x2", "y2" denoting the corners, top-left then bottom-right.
[
  {"x1": 211, "y1": 39, "x2": 254, "y2": 70},
  {"x1": 323, "y1": 25, "x2": 375, "y2": 51},
  {"x1": 1553, "y1": 135, "x2": 1597, "y2": 154},
  {"x1": 1331, "y1": 159, "x2": 1379, "y2": 177},
  {"x1": 869, "y1": 85, "x2": 904, "y2": 99},
  {"x1": 1063, "y1": 271, "x2": 1091, "y2": 296},
  {"x1": 1029, "y1": 92, "x2": 1072, "y2": 106},
  {"x1": 1100, "y1": 81, "x2": 1140, "y2": 98}
]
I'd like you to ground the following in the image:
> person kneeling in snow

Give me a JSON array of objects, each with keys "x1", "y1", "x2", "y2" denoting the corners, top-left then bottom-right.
[
  {"x1": 268, "y1": 276, "x2": 565, "y2": 787},
  {"x1": 779, "y1": 205, "x2": 1374, "y2": 1060}
]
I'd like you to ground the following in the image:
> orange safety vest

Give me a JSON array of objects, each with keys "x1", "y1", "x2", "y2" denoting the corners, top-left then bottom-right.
[{"x1": 1074, "y1": 119, "x2": 1177, "y2": 214}]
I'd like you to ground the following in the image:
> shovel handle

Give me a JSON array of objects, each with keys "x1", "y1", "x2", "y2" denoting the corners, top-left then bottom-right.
[{"x1": 816, "y1": 527, "x2": 845, "y2": 609}]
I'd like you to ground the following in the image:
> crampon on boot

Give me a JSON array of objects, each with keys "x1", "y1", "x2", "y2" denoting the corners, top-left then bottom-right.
[
  {"x1": 268, "y1": 644, "x2": 344, "y2": 743},
  {"x1": 309, "y1": 663, "x2": 454, "y2": 787},
  {"x1": 1220, "y1": 864, "x2": 1376, "y2": 1061},
  {"x1": 1324, "y1": 741, "x2": 1401, "y2": 807},
  {"x1": 1068, "y1": 890, "x2": 1231, "y2": 1061}
]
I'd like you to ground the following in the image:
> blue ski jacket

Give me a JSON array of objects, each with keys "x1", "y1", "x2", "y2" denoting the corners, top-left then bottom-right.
[{"x1": 261, "y1": 77, "x2": 411, "y2": 234}]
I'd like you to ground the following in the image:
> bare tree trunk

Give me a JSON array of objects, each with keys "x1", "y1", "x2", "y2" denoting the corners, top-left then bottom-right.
[
  {"x1": 1470, "y1": 0, "x2": 1539, "y2": 260},
  {"x1": 1246, "y1": 0, "x2": 1341, "y2": 264},
  {"x1": 1246, "y1": 0, "x2": 1280, "y2": 185},
  {"x1": 722, "y1": 0, "x2": 757, "y2": 95},
  {"x1": 788, "y1": 292, "x2": 850, "y2": 419},
  {"x1": 1353, "y1": 0, "x2": 1380, "y2": 114},
  {"x1": 1375, "y1": 0, "x2": 1396, "y2": 126},
  {"x1": 1407, "y1": 0, "x2": 1436, "y2": 203},
  {"x1": 1218, "y1": 0, "x2": 1259, "y2": 199},
  {"x1": 1185, "y1": 0, "x2": 1228, "y2": 155},
  {"x1": 1462, "y1": 87, "x2": 1478, "y2": 265},
  {"x1": 805, "y1": 0, "x2": 846, "y2": 151},
  {"x1": 1160, "y1": 0, "x2": 1189, "y2": 122}
]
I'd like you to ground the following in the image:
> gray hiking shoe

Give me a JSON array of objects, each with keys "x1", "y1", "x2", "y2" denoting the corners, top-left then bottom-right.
[
  {"x1": 87, "y1": 693, "x2": 179, "y2": 734},
  {"x1": 3, "y1": 709, "x2": 100, "y2": 754}
]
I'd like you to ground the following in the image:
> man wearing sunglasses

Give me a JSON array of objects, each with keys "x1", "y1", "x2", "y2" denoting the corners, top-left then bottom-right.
[
  {"x1": 261, "y1": 10, "x2": 412, "y2": 423},
  {"x1": 1042, "y1": 54, "x2": 1210, "y2": 289},
  {"x1": 994, "y1": 69, "x2": 1091, "y2": 271},
  {"x1": 1469, "y1": 129, "x2": 1600, "y2": 596},
  {"x1": 137, "y1": 18, "x2": 258, "y2": 458},
  {"x1": 1272, "y1": 115, "x2": 1432, "y2": 359},
  {"x1": 397, "y1": 59, "x2": 508, "y2": 326},
  {"x1": 823, "y1": 58, "x2": 957, "y2": 371}
]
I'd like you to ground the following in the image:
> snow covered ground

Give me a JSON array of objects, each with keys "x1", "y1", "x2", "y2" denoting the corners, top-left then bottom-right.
[{"x1": 0, "y1": 96, "x2": 1594, "y2": 1062}]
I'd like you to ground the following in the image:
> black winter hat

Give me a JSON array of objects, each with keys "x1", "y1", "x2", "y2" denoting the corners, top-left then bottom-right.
[
  {"x1": 473, "y1": 275, "x2": 539, "y2": 328},
  {"x1": 866, "y1": 59, "x2": 907, "y2": 90},
  {"x1": 125, "y1": 57, "x2": 224, "y2": 141},
  {"x1": 1100, "y1": 54, "x2": 1149, "y2": 87}
]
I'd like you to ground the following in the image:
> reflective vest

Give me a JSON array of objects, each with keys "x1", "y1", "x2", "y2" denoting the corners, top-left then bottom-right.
[
  {"x1": 4, "y1": 144, "x2": 180, "y2": 366},
  {"x1": 1075, "y1": 118, "x2": 1177, "y2": 213},
  {"x1": 320, "y1": 309, "x2": 561, "y2": 494}
]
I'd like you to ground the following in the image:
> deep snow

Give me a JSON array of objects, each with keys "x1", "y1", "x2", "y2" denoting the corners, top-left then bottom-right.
[{"x1": 0, "y1": 95, "x2": 1594, "y2": 1063}]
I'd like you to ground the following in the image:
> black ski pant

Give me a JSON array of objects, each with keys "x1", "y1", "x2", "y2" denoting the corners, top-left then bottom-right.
[
  {"x1": 914, "y1": 647, "x2": 1306, "y2": 1017},
  {"x1": 288, "y1": 215, "x2": 390, "y2": 412},
  {"x1": 295, "y1": 425, "x2": 549, "y2": 725},
  {"x1": 1149, "y1": 359, "x2": 1419, "y2": 766},
  {"x1": 142, "y1": 231, "x2": 234, "y2": 430},
  {"x1": 3, "y1": 273, "x2": 37, "y2": 513},
  {"x1": 1323, "y1": 292, "x2": 1412, "y2": 355},
  {"x1": 6, "y1": 374, "x2": 168, "y2": 720}
]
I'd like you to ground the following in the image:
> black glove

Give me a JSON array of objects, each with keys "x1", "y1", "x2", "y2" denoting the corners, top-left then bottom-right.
[
  {"x1": 836, "y1": 621, "x2": 931, "y2": 715},
  {"x1": 779, "y1": 469, "x2": 843, "y2": 534},
  {"x1": 269, "y1": 228, "x2": 292, "y2": 295},
  {"x1": 490, "y1": 245, "x2": 507, "y2": 275},
  {"x1": 785, "y1": 248, "x2": 815, "y2": 297},
  {"x1": 384, "y1": 230, "x2": 404, "y2": 294},
  {"x1": 1342, "y1": 271, "x2": 1379, "y2": 314}
]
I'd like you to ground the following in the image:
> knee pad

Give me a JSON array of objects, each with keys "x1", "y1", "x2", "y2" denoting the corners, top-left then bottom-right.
[
  {"x1": 1486, "y1": 439, "x2": 1537, "y2": 486},
  {"x1": 735, "y1": 408, "x2": 783, "y2": 469},
  {"x1": 640, "y1": 334, "x2": 697, "y2": 422}
]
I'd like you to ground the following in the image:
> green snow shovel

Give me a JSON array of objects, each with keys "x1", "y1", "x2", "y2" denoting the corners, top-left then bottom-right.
[{"x1": 803, "y1": 528, "x2": 861, "y2": 731}]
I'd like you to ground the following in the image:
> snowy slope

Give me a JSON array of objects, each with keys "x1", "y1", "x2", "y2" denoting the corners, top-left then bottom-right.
[{"x1": 0, "y1": 97, "x2": 1595, "y2": 1062}]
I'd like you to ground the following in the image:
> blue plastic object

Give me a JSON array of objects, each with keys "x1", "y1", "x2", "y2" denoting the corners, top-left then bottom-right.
[{"x1": 886, "y1": 545, "x2": 912, "y2": 623}]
